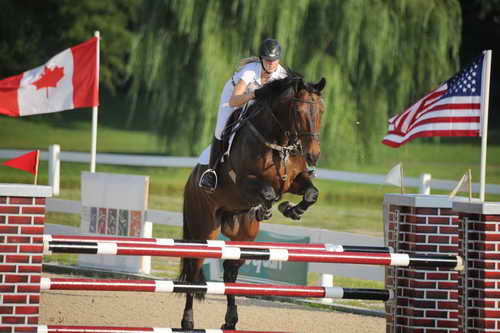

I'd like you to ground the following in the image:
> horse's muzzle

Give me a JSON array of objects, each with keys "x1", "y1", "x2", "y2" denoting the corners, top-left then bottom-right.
[{"x1": 306, "y1": 152, "x2": 319, "y2": 167}]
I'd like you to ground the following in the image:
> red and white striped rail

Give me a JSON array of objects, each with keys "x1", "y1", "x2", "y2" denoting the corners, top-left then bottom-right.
[
  {"x1": 40, "y1": 277, "x2": 391, "y2": 301},
  {"x1": 43, "y1": 236, "x2": 463, "y2": 269},
  {"x1": 44, "y1": 234, "x2": 392, "y2": 253},
  {"x1": 38, "y1": 325, "x2": 288, "y2": 333}
]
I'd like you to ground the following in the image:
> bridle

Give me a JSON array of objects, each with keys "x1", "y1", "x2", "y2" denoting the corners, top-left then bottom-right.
[
  {"x1": 244, "y1": 84, "x2": 323, "y2": 185},
  {"x1": 290, "y1": 96, "x2": 322, "y2": 142},
  {"x1": 248, "y1": 87, "x2": 322, "y2": 155}
]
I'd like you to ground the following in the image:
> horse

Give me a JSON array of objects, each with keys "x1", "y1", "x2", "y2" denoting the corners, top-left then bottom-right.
[{"x1": 179, "y1": 73, "x2": 326, "y2": 330}]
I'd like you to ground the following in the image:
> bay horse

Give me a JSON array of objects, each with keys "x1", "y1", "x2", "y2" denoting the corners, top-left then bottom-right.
[{"x1": 180, "y1": 73, "x2": 326, "y2": 330}]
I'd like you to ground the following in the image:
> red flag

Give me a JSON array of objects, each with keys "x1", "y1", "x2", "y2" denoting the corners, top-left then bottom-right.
[
  {"x1": 0, "y1": 37, "x2": 99, "y2": 117},
  {"x1": 2, "y1": 150, "x2": 39, "y2": 175}
]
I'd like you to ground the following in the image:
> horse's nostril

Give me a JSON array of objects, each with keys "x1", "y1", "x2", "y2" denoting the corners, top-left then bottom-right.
[{"x1": 306, "y1": 153, "x2": 318, "y2": 166}]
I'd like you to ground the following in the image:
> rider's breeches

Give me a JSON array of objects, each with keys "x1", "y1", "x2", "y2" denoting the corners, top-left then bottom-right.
[{"x1": 214, "y1": 81, "x2": 235, "y2": 140}]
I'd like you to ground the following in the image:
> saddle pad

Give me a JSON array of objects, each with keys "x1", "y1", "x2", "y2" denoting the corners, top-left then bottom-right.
[
  {"x1": 197, "y1": 145, "x2": 211, "y2": 165},
  {"x1": 198, "y1": 103, "x2": 252, "y2": 165},
  {"x1": 197, "y1": 132, "x2": 236, "y2": 166}
]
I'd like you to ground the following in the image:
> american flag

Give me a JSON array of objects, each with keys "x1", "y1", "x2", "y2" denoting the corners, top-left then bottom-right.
[{"x1": 382, "y1": 54, "x2": 484, "y2": 147}]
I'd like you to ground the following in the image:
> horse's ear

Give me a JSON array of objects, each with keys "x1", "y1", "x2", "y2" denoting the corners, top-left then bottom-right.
[{"x1": 313, "y1": 78, "x2": 326, "y2": 92}]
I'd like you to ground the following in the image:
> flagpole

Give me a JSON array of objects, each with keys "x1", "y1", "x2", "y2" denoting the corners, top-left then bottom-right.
[
  {"x1": 479, "y1": 50, "x2": 492, "y2": 201},
  {"x1": 468, "y1": 169, "x2": 472, "y2": 202},
  {"x1": 400, "y1": 163, "x2": 405, "y2": 194},
  {"x1": 90, "y1": 30, "x2": 100, "y2": 173},
  {"x1": 34, "y1": 150, "x2": 40, "y2": 185}
]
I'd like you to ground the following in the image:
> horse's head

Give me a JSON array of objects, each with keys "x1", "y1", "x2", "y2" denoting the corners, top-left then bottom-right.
[
  {"x1": 253, "y1": 73, "x2": 326, "y2": 167},
  {"x1": 288, "y1": 77, "x2": 326, "y2": 166}
]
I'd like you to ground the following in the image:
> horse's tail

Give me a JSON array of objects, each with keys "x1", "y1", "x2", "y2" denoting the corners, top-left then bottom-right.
[{"x1": 178, "y1": 167, "x2": 206, "y2": 300}]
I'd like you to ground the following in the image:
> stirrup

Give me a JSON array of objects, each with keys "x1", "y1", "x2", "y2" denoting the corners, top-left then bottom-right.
[{"x1": 199, "y1": 168, "x2": 218, "y2": 193}]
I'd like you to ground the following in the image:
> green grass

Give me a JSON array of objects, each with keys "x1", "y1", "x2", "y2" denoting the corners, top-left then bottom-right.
[
  {"x1": 0, "y1": 116, "x2": 165, "y2": 154},
  {"x1": 3, "y1": 118, "x2": 500, "y2": 237}
]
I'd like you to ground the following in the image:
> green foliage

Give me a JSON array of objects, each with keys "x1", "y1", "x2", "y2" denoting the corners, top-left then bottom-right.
[
  {"x1": 127, "y1": 0, "x2": 462, "y2": 165},
  {"x1": 0, "y1": 0, "x2": 141, "y2": 92}
]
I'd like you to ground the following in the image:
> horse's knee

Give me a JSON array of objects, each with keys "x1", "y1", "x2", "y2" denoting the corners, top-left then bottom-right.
[
  {"x1": 259, "y1": 185, "x2": 277, "y2": 202},
  {"x1": 304, "y1": 187, "x2": 319, "y2": 203}
]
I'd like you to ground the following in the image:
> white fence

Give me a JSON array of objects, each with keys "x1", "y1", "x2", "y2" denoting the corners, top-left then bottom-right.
[
  {"x1": 46, "y1": 198, "x2": 386, "y2": 282},
  {"x1": 2, "y1": 145, "x2": 500, "y2": 196},
  {"x1": 5, "y1": 145, "x2": 500, "y2": 282}
]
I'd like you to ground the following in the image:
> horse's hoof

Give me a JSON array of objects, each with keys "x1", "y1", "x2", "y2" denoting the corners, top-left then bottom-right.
[
  {"x1": 279, "y1": 201, "x2": 303, "y2": 221},
  {"x1": 254, "y1": 205, "x2": 272, "y2": 221},
  {"x1": 278, "y1": 201, "x2": 292, "y2": 215},
  {"x1": 181, "y1": 319, "x2": 194, "y2": 330},
  {"x1": 289, "y1": 206, "x2": 305, "y2": 220},
  {"x1": 221, "y1": 323, "x2": 236, "y2": 330}
]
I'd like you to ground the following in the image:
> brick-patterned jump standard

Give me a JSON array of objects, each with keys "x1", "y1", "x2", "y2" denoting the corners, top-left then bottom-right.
[
  {"x1": 384, "y1": 194, "x2": 463, "y2": 333},
  {"x1": 0, "y1": 184, "x2": 50, "y2": 333},
  {"x1": 1, "y1": 184, "x2": 496, "y2": 333},
  {"x1": 454, "y1": 201, "x2": 500, "y2": 333}
]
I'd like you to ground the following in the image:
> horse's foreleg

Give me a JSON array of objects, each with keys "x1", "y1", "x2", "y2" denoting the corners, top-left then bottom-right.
[
  {"x1": 279, "y1": 172, "x2": 319, "y2": 220},
  {"x1": 240, "y1": 175, "x2": 277, "y2": 221},
  {"x1": 221, "y1": 259, "x2": 244, "y2": 330}
]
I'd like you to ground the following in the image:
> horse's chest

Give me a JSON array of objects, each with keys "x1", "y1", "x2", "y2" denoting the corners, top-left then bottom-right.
[{"x1": 259, "y1": 153, "x2": 303, "y2": 190}]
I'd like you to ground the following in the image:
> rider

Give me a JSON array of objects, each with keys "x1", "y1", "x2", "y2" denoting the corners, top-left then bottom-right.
[{"x1": 199, "y1": 38, "x2": 288, "y2": 193}]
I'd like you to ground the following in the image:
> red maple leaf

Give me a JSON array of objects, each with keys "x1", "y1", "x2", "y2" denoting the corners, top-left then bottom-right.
[{"x1": 32, "y1": 65, "x2": 65, "y2": 98}]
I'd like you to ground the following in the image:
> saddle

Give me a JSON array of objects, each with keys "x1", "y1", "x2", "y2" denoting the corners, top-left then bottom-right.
[{"x1": 219, "y1": 105, "x2": 252, "y2": 158}]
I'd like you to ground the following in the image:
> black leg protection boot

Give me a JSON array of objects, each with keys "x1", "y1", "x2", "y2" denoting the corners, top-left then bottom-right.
[{"x1": 199, "y1": 137, "x2": 224, "y2": 193}]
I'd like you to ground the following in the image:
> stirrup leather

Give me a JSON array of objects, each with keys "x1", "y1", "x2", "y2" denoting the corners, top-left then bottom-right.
[{"x1": 199, "y1": 168, "x2": 218, "y2": 192}]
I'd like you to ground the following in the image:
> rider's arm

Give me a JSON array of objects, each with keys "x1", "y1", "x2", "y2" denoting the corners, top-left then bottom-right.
[{"x1": 229, "y1": 80, "x2": 255, "y2": 108}]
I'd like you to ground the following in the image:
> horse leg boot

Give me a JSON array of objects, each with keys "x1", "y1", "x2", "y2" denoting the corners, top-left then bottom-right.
[
  {"x1": 279, "y1": 173, "x2": 319, "y2": 220},
  {"x1": 221, "y1": 259, "x2": 244, "y2": 330},
  {"x1": 254, "y1": 185, "x2": 277, "y2": 221},
  {"x1": 181, "y1": 293, "x2": 194, "y2": 329},
  {"x1": 199, "y1": 137, "x2": 225, "y2": 193}
]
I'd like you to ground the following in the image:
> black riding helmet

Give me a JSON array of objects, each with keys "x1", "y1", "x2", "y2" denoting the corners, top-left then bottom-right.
[{"x1": 259, "y1": 38, "x2": 282, "y2": 61}]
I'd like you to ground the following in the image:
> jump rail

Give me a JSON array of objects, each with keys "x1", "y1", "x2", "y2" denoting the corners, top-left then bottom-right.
[
  {"x1": 40, "y1": 277, "x2": 391, "y2": 301},
  {"x1": 43, "y1": 238, "x2": 463, "y2": 270},
  {"x1": 38, "y1": 325, "x2": 289, "y2": 333},
  {"x1": 45, "y1": 234, "x2": 392, "y2": 253}
]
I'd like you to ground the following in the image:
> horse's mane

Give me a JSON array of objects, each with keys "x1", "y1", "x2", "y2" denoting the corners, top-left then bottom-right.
[{"x1": 254, "y1": 69, "x2": 304, "y2": 103}]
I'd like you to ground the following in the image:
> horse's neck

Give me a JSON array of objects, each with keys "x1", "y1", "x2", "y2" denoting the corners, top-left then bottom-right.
[{"x1": 252, "y1": 105, "x2": 290, "y2": 144}]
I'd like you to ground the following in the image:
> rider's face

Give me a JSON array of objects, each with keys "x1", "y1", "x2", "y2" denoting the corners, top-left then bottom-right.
[{"x1": 262, "y1": 59, "x2": 279, "y2": 73}]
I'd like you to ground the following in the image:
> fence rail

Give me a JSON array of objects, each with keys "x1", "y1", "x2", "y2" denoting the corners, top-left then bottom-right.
[{"x1": 1, "y1": 147, "x2": 499, "y2": 194}]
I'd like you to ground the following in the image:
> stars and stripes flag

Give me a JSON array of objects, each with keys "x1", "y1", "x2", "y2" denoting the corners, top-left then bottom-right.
[{"x1": 382, "y1": 54, "x2": 486, "y2": 147}]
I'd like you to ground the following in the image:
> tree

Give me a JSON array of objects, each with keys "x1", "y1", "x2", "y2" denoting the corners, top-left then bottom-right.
[
  {"x1": 0, "y1": 0, "x2": 141, "y2": 92},
  {"x1": 127, "y1": 0, "x2": 462, "y2": 166},
  {"x1": 460, "y1": 0, "x2": 500, "y2": 132}
]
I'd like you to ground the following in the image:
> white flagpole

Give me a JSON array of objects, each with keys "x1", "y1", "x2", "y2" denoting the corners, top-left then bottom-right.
[
  {"x1": 479, "y1": 50, "x2": 492, "y2": 201},
  {"x1": 90, "y1": 30, "x2": 100, "y2": 173},
  {"x1": 400, "y1": 163, "x2": 405, "y2": 194}
]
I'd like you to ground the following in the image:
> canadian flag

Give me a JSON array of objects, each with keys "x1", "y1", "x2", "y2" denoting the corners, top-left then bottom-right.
[{"x1": 0, "y1": 37, "x2": 99, "y2": 117}]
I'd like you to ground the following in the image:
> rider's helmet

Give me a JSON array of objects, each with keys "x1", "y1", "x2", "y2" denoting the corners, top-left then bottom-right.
[{"x1": 259, "y1": 38, "x2": 282, "y2": 61}]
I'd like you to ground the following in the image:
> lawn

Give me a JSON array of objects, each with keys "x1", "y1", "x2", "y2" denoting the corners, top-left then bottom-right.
[{"x1": 2, "y1": 117, "x2": 500, "y2": 237}]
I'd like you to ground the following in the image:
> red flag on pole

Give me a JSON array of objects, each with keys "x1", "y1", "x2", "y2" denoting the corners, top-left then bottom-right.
[{"x1": 2, "y1": 150, "x2": 39, "y2": 175}]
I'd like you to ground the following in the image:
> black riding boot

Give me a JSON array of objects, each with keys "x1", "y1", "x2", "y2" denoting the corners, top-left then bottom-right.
[{"x1": 199, "y1": 137, "x2": 224, "y2": 193}]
